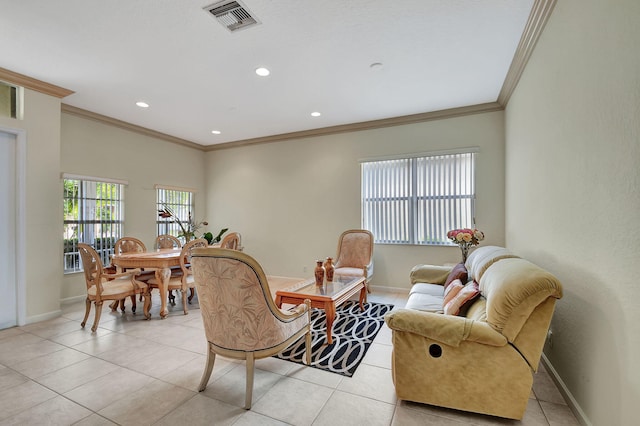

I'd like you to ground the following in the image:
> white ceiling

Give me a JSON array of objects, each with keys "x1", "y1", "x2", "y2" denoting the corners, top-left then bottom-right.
[{"x1": 0, "y1": 0, "x2": 534, "y2": 146}]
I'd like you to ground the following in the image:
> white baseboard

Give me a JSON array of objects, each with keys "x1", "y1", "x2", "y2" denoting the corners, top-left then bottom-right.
[
  {"x1": 25, "y1": 309, "x2": 62, "y2": 325},
  {"x1": 541, "y1": 353, "x2": 591, "y2": 426},
  {"x1": 369, "y1": 285, "x2": 410, "y2": 294},
  {"x1": 60, "y1": 295, "x2": 86, "y2": 305}
]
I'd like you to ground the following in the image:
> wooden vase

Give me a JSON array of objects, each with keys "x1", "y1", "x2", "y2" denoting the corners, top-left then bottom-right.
[
  {"x1": 324, "y1": 257, "x2": 335, "y2": 281},
  {"x1": 314, "y1": 260, "x2": 325, "y2": 286}
]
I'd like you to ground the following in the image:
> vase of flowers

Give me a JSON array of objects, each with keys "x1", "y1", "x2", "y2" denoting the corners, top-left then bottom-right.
[
  {"x1": 447, "y1": 228, "x2": 484, "y2": 263},
  {"x1": 158, "y1": 204, "x2": 208, "y2": 243}
]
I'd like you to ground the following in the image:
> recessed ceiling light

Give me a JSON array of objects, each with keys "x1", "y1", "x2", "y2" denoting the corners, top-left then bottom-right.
[
  {"x1": 136, "y1": 101, "x2": 149, "y2": 108},
  {"x1": 211, "y1": 130, "x2": 221, "y2": 135},
  {"x1": 311, "y1": 112, "x2": 321, "y2": 117},
  {"x1": 369, "y1": 62, "x2": 383, "y2": 69},
  {"x1": 255, "y1": 67, "x2": 270, "y2": 77}
]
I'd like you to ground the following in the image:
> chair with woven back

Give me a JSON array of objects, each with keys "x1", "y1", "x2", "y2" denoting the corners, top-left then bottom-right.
[
  {"x1": 78, "y1": 243, "x2": 150, "y2": 331},
  {"x1": 154, "y1": 234, "x2": 185, "y2": 304},
  {"x1": 333, "y1": 229, "x2": 374, "y2": 295},
  {"x1": 219, "y1": 231, "x2": 242, "y2": 251},
  {"x1": 109, "y1": 236, "x2": 150, "y2": 312},
  {"x1": 146, "y1": 238, "x2": 209, "y2": 315},
  {"x1": 191, "y1": 247, "x2": 311, "y2": 409},
  {"x1": 155, "y1": 234, "x2": 182, "y2": 250}
]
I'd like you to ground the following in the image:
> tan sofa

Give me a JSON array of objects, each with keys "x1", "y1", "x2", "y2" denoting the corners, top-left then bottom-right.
[{"x1": 384, "y1": 246, "x2": 563, "y2": 420}]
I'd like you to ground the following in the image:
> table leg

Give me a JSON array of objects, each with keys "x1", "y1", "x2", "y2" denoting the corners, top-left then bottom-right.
[
  {"x1": 325, "y1": 302, "x2": 336, "y2": 345},
  {"x1": 358, "y1": 283, "x2": 366, "y2": 311},
  {"x1": 275, "y1": 295, "x2": 282, "y2": 308},
  {"x1": 156, "y1": 267, "x2": 171, "y2": 318}
]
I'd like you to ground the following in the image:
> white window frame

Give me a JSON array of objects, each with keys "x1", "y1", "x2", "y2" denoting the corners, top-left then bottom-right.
[
  {"x1": 361, "y1": 149, "x2": 477, "y2": 245},
  {"x1": 63, "y1": 174, "x2": 127, "y2": 273},
  {"x1": 155, "y1": 185, "x2": 196, "y2": 240}
]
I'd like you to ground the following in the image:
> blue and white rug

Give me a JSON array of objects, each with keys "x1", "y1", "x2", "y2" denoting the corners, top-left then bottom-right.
[{"x1": 275, "y1": 301, "x2": 394, "y2": 377}]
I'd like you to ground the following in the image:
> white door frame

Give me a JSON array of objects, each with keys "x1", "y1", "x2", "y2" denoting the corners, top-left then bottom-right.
[{"x1": 0, "y1": 125, "x2": 27, "y2": 326}]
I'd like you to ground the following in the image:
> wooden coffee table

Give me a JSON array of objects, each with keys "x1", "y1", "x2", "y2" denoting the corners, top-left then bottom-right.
[{"x1": 274, "y1": 276, "x2": 366, "y2": 344}]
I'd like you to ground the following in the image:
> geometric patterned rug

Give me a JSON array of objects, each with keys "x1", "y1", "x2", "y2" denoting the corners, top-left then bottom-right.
[{"x1": 275, "y1": 301, "x2": 394, "y2": 377}]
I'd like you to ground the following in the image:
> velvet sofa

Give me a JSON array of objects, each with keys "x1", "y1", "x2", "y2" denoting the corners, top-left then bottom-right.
[{"x1": 384, "y1": 246, "x2": 563, "y2": 420}]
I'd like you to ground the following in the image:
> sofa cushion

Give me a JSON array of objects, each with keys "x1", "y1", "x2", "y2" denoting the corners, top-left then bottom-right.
[
  {"x1": 444, "y1": 280, "x2": 480, "y2": 316},
  {"x1": 444, "y1": 263, "x2": 468, "y2": 290},
  {"x1": 410, "y1": 283, "x2": 445, "y2": 297},
  {"x1": 480, "y1": 258, "x2": 563, "y2": 340},
  {"x1": 465, "y1": 246, "x2": 520, "y2": 282},
  {"x1": 405, "y1": 292, "x2": 444, "y2": 312}
]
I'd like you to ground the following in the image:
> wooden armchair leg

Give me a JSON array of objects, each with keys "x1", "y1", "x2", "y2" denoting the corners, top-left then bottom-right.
[
  {"x1": 198, "y1": 346, "x2": 216, "y2": 392},
  {"x1": 81, "y1": 297, "x2": 91, "y2": 328},
  {"x1": 245, "y1": 352, "x2": 255, "y2": 409},
  {"x1": 130, "y1": 295, "x2": 137, "y2": 313},
  {"x1": 91, "y1": 301, "x2": 103, "y2": 332}
]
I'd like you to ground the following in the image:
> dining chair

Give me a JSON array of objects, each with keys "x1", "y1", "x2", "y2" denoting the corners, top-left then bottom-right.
[
  {"x1": 191, "y1": 248, "x2": 311, "y2": 409},
  {"x1": 146, "y1": 238, "x2": 209, "y2": 314},
  {"x1": 219, "y1": 231, "x2": 242, "y2": 251},
  {"x1": 333, "y1": 229, "x2": 374, "y2": 295},
  {"x1": 78, "y1": 243, "x2": 150, "y2": 332},
  {"x1": 110, "y1": 236, "x2": 151, "y2": 311},
  {"x1": 155, "y1": 234, "x2": 182, "y2": 249}
]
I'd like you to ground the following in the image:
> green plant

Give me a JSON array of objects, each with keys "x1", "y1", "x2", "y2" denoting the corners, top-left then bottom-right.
[{"x1": 211, "y1": 228, "x2": 228, "y2": 244}]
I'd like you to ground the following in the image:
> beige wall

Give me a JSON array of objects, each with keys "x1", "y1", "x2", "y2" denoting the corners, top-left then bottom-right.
[
  {"x1": 0, "y1": 88, "x2": 63, "y2": 322},
  {"x1": 60, "y1": 113, "x2": 206, "y2": 300},
  {"x1": 205, "y1": 111, "x2": 506, "y2": 288},
  {"x1": 505, "y1": 0, "x2": 640, "y2": 424}
]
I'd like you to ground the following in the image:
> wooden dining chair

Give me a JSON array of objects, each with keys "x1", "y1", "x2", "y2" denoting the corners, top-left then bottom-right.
[
  {"x1": 78, "y1": 243, "x2": 150, "y2": 331},
  {"x1": 146, "y1": 238, "x2": 209, "y2": 314},
  {"x1": 219, "y1": 232, "x2": 242, "y2": 251},
  {"x1": 110, "y1": 236, "x2": 150, "y2": 312},
  {"x1": 155, "y1": 234, "x2": 182, "y2": 250}
]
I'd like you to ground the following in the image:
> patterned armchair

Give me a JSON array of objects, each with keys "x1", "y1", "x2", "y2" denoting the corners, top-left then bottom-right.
[
  {"x1": 191, "y1": 248, "x2": 312, "y2": 409},
  {"x1": 333, "y1": 229, "x2": 374, "y2": 293}
]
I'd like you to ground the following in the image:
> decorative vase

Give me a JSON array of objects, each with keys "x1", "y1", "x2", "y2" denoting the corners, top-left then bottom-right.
[
  {"x1": 459, "y1": 244, "x2": 470, "y2": 263},
  {"x1": 314, "y1": 260, "x2": 325, "y2": 286},
  {"x1": 324, "y1": 257, "x2": 335, "y2": 281}
]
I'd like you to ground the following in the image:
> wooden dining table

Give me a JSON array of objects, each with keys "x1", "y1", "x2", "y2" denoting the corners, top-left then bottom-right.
[{"x1": 111, "y1": 248, "x2": 182, "y2": 319}]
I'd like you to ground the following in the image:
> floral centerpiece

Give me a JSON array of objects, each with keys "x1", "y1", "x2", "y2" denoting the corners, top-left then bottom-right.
[
  {"x1": 447, "y1": 228, "x2": 484, "y2": 262},
  {"x1": 158, "y1": 204, "x2": 208, "y2": 242}
]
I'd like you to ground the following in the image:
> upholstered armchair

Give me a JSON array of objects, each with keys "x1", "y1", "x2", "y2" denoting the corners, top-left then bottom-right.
[
  {"x1": 219, "y1": 231, "x2": 242, "y2": 251},
  {"x1": 191, "y1": 248, "x2": 312, "y2": 409},
  {"x1": 78, "y1": 243, "x2": 150, "y2": 332},
  {"x1": 333, "y1": 229, "x2": 374, "y2": 293}
]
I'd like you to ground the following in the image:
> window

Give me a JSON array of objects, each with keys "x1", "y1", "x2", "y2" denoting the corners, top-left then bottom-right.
[
  {"x1": 63, "y1": 175, "x2": 126, "y2": 273},
  {"x1": 156, "y1": 185, "x2": 195, "y2": 238},
  {"x1": 361, "y1": 150, "x2": 477, "y2": 245},
  {"x1": 0, "y1": 80, "x2": 19, "y2": 119}
]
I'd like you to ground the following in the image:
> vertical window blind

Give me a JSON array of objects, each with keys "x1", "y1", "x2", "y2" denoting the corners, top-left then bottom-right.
[
  {"x1": 63, "y1": 177, "x2": 125, "y2": 273},
  {"x1": 361, "y1": 151, "x2": 476, "y2": 245},
  {"x1": 156, "y1": 186, "x2": 195, "y2": 239}
]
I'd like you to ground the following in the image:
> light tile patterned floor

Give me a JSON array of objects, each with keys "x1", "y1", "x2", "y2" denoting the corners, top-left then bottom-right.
[{"x1": 0, "y1": 291, "x2": 579, "y2": 425}]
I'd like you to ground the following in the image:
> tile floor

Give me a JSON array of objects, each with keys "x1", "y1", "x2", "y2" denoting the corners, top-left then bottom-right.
[{"x1": 0, "y1": 290, "x2": 580, "y2": 425}]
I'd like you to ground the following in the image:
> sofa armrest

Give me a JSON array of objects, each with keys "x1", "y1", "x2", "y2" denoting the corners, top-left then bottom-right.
[
  {"x1": 384, "y1": 309, "x2": 507, "y2": 347},
  {"x1": 410, "y1": 265, "x2": 451, "y2": 285}
]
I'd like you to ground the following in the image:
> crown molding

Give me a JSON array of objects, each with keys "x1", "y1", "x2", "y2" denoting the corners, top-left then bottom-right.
[
  {"x1": 204, "y1": 102, "x2": 504, "y2": 151},
  {"x1": 498, "y1": 0, "x2": 557, "y2": 106},
  {"x1": 0, "y1": 67, "x2": 74, "y2": 98},
  {"x1": 61, "y1": 104, "x2": 204, "y2": 150}
]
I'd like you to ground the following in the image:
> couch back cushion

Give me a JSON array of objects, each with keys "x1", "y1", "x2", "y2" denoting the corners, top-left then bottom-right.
[
  {"x1": 479, "y1": 257, "x2": 563, "y2": 342},
  {"x1": 465, "y1": 246, "x2": 519, "y2": 282}
]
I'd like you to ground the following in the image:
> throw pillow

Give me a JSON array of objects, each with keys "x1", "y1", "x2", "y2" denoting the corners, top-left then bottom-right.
[
  {"x1": 444, "y1": 280, "x2": 480, "y2": 316},
  {"x1": 442, "y1": 279, "x2": 464, "y2": 307},
  {"x1": 444, "y1": 263, "x2": 468, "y2": 290}
]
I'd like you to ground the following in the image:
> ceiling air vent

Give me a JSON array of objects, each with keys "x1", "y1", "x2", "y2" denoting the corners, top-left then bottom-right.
[{"x1": 204, "y1": 0, "x2": 260, "y2": 32}]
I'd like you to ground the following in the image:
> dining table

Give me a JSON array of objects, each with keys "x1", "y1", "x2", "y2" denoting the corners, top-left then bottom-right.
[{"x1": 111, "y1": 248, "x2": 182, "y2": 319}]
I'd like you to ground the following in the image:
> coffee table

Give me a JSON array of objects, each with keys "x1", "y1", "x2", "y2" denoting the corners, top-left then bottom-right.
[{"x1": 274, "y1": 276, "x2": 366, "y2": 344}]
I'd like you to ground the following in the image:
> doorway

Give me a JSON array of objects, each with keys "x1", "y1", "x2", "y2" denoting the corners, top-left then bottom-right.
[{"x1": 0, "y1": 127, "x2": 25, "y2": 328}]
